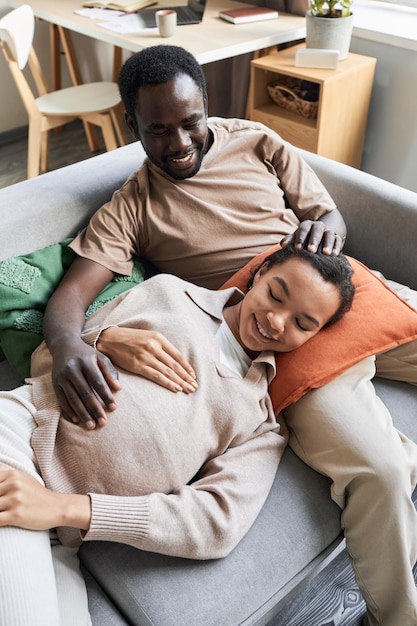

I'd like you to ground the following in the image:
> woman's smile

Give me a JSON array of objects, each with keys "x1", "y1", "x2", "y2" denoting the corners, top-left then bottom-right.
[{"x1": 255, "y1": 317, "x2": 274, "y2": 341}]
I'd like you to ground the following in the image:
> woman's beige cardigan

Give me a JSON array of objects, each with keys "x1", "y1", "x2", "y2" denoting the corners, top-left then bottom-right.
[{"x1": 30, "y1": 275, "x2": 286, "y2": 559}]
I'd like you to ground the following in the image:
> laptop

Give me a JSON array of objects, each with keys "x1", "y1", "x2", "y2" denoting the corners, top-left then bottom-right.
[{"x1": 137, "y1": 0, "x2": 207, "y2": 27}]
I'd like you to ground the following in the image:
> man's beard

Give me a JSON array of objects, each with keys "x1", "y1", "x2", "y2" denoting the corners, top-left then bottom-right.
[{"x1": 147, "y1": 129, "x2": 213, "y2": 181}]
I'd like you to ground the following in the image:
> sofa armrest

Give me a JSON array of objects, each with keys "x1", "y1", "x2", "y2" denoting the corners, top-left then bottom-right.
[{"x1": 300, "y1": 150, "x2": 417, "y2": 290}]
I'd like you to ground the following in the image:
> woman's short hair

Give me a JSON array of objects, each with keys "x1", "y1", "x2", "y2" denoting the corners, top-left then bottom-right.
[{"x1": 249, "y1": 245, "x2": 356, "y2": 327}]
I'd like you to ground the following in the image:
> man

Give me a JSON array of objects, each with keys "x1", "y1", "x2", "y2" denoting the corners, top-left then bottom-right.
[{"x1": 43, "y1": 45, "x2": 417, "y2": 625}]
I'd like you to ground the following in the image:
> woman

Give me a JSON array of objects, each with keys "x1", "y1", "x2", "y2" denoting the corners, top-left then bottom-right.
[{"x1": 0, "y1": 246, "x2": 354, "y2": 626}]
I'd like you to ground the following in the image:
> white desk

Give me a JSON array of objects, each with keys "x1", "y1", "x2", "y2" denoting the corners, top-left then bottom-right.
[
  {"x1": 13, "y1": 0, "x2": 306, "y2": 65},
  {"x1": 11, "y1": 0, "x2": 305, "y2": 146}
]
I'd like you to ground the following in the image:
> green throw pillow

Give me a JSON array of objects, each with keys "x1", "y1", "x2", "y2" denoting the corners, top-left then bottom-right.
[{"x1": 0, "y1": 239, "x2": 146, "y2": 381}]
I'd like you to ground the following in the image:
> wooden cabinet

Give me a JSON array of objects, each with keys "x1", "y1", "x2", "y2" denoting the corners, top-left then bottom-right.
[{"x1": 247, "y1": 44, "x2": 376, "y2": 168}]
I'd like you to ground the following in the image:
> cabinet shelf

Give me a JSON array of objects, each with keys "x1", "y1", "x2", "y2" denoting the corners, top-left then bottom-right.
[
  {"x1": 248, "y1": 44, "x2": 377, "y2": 168},
  {"x1": 255, "y1": 102, "x2": 317, "y2": 127}
]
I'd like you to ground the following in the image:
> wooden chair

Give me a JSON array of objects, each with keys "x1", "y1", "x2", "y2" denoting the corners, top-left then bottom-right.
[{"x1": 0, "y1": 4, "x2": 126, "y2": 178}]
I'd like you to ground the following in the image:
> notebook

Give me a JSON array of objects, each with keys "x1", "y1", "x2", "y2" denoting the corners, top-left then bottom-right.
[{"x1": 137, "y1": 0, "x2": 207, "y2": 27}]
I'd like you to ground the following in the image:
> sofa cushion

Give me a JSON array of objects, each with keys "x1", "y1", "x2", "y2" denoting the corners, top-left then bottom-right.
[
  {"x1": 0, "y1": 241, "x2": 146, "y2": 381},
  {"x1": 78, "y1": 376, "x2": 417, "y2": 626},
  {"x1": 79, "y1": 446, "x2": 342, "y2": 626},
  {"x1": 221, "y1": 244, "x2": 417, "y2": 414}
]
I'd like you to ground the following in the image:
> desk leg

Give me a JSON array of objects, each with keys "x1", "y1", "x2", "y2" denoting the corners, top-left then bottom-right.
[
  {"x1": 57, "y1": 25, "x2": 83, "y2": 86},
  {"x1": 111, "y1": 47, "x2": 129, "y2": 145},
  {"x1": 57, "y1": 25, "x2": 100, "y2": 151},
  {"x1": 113, "y1": 46, "x2": 123, "y2": 83},
  {"x1": 49, "y1": 24, "x2": 61, "y2": 93}
]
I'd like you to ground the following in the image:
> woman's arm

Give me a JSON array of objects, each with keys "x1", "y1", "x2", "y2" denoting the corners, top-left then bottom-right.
[
  {"x1": 0, "y1": 465, "x2": 90, "y2": 532},
  {"x1": 83, "y1": 428, "x2": 286, "y2": 560},
  {"x1": 96, "y1": 327, "x2": 197, "y2": 395},
  {"x1": 0, "y1": 427, "x2": 284, "y2": 559}
]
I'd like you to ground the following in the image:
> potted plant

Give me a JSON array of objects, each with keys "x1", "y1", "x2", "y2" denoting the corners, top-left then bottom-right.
[{"x1": 306, "y1": 0, "x2": 354, "y2": 60}]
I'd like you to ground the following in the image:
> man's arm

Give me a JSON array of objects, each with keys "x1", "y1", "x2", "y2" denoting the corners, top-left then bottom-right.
[
  {"x1": 281, "y1": 208, "x2": 347, "y2": 256},
  {"x1": 268, "y1": 135, "x2": 346, "y2": 254},
  {"x1": 44, "y1": 256, "x2": 198, "y2": 427},
  {"x1": 43, "y1": 256, "x2": 121, "y2": 429}
]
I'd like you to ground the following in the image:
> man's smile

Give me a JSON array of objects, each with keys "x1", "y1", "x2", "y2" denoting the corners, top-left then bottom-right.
[{"x1": 168, "y1": 150, "x2": 196, "y2": 168}]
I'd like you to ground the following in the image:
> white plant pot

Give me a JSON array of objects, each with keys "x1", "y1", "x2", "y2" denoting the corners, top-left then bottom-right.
[{"x1": 305, "y1": 11, "x2": 354, "y2": 60}]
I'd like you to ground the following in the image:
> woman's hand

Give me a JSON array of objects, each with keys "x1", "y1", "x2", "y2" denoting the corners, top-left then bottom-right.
[
  {"x1": 0, "y1": 465, "x2": 90, "y2": 531},
  {"x1": 97, "y1": 327, "x2": 198, "y2": 394}
]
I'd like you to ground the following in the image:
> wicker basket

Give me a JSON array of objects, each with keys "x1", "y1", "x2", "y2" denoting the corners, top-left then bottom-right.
[{"x1": 267, "y1": 77, "x2": 319, "y2": 119}]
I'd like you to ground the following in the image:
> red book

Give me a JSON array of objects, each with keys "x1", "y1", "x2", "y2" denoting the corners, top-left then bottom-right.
[{"x1": 219, "y1": 6, "x2": 278, "y2": 23}]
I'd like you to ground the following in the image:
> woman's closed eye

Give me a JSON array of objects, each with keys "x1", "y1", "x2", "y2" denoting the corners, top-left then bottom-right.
[
  {"x1": 295, "y1": 319, "x2": 310, "y2": 332},
  {"x1": 269, "y1": 288, "x2": 282, "y2": 303}
]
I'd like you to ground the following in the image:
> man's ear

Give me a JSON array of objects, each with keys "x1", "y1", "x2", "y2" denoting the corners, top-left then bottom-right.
[{"x1": 125, "y1": 112, "x2": 139, "y2": 140}]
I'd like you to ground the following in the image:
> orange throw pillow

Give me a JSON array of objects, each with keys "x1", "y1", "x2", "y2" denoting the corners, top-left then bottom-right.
[{"x1": 221, "y1": 245, "x2": 417, "y2": 414}]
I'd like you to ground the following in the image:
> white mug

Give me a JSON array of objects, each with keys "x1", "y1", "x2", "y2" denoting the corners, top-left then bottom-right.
[{"x1": 156, "y1": 10, "x2": 177, "y2": 37}]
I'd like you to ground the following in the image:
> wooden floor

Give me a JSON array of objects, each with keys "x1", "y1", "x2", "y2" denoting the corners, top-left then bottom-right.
[
  {"x1": 0, "y1": 120, "x2": 117, "y2": 189},
  {"x1": 268, "y1": 548, "x2": 365, "y2": 626}
]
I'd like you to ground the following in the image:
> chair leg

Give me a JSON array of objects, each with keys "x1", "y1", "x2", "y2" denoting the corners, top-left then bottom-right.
[
  {"x1": 100, "y1": 114, "x2": 118, "y2": 152},
  {"x1": 27, "y1": 121, "x2": 42, "y2": 178},
  {"x1": 53, "y1": 25, "x2": 99, "y2": 150},
  {"x1": 83, "y1": 121, "x2": 101, "y2": 152},
  {"x1": 40, "y1": 130, "x2": 49, "y2": 173},
  {"x1": 110, "y1": 107, "x2": 127, "y2": 147}
]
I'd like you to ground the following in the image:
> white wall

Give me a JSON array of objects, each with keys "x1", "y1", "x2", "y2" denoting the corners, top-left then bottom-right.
[{"x1": 350, "y1": 34, "x2": 417, "y2": 192}]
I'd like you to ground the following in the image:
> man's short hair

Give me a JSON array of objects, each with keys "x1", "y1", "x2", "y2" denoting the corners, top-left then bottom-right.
[{"x1": 118, "y1": 45, "x2": 207, "y2": 120}]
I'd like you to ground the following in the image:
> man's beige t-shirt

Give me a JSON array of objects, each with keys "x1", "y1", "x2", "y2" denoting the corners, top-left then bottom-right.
[{"x1": 70, "y1": 118, "x2": 336, "y2": 289}]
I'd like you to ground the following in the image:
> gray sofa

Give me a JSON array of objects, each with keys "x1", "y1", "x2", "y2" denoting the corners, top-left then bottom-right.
[{"x1": 1, "y1": 141, "x2": 416, "y2": 626}]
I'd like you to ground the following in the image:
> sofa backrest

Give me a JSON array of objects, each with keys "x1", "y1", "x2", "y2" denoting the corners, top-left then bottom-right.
[
  {"x1": 1, "y1": 139, "x2": 416, "y2": 290},
  {"x1": 0, "y1": 141, "x2": 145, "y2": 260},
  {"x1": 300, "y1": 149, "x2": 417, "y2": 290}
]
